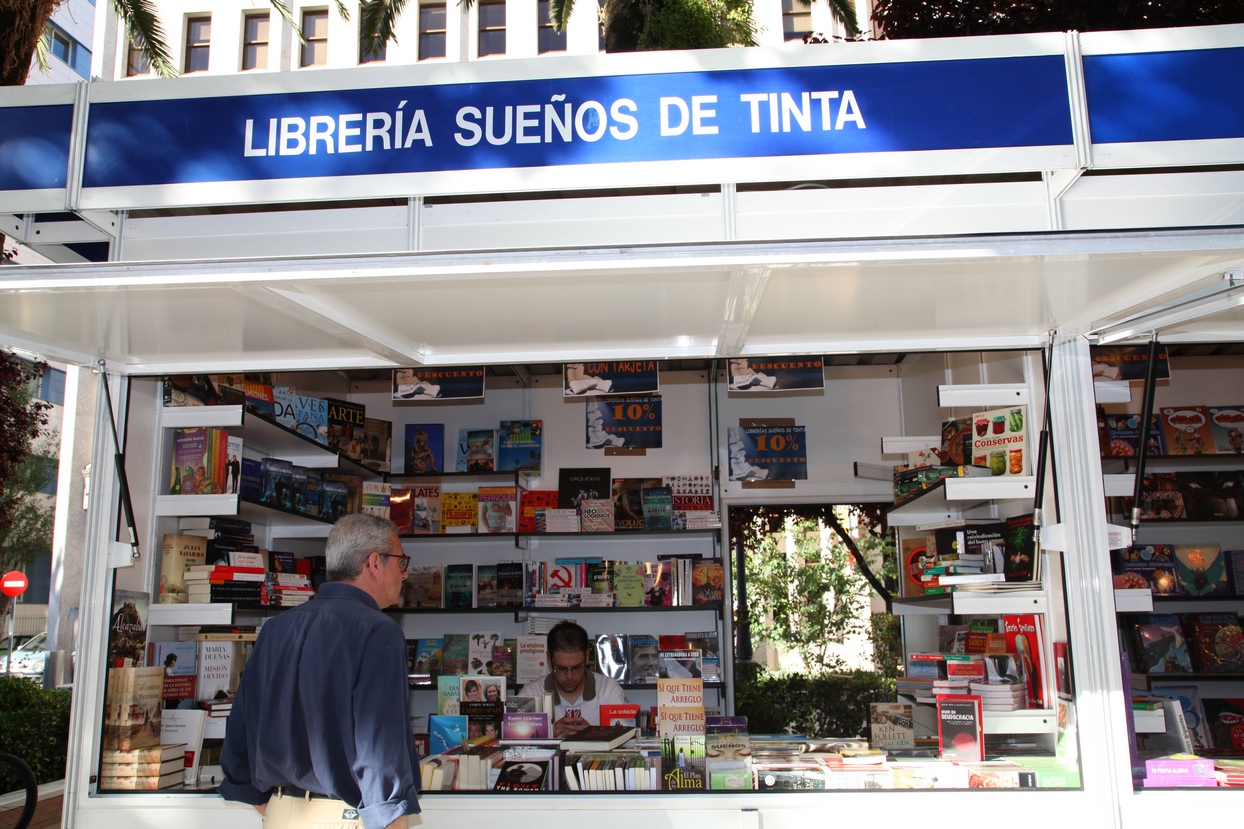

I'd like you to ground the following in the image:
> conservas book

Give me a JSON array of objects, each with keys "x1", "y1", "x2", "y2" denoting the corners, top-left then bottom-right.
[
  {"x1": 498, "y1": 420, "x2": 542, "y2": 474},
  {"x1": 969, "y1": 406, "x2": 1028, "y2": 476},
  {"x1": 159, "y1": 534, "x2": 207, "y2": 605},
  {"x1": 401, "y1": 423, "x2": 444, "y2": 476}
]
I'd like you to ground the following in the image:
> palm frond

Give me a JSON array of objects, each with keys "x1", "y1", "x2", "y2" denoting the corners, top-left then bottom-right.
[
  {"x1": 795, "y1": 0, "x2": 860, "y2": 38},
  {"x1": 334, "y1": 0, "x2": 351, "y2": 21},
  {"x1": 548, "y1": 0, "x2": 576, "y2": 33},
  {"x1": 34, "y1": 30, "x2": 50, "y2": 73},
  {"x1": 267, "y1": 0, "x2": 307, "y2": 45},
  {"x1": 113, "y1": 0, "x2": 177, "y2": 77},
  {"x1": 359, "y1": 0, "x2": 409, "y2": 57}
]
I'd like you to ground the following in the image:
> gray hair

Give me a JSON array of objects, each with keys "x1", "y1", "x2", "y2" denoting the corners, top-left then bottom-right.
[{"x1": 326, "y1": 513, "x2": 400, "y2": 581}]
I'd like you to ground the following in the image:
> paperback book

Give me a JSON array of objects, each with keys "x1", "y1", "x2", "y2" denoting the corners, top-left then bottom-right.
[
  {"x1": 456, "y1": 429, "x2": 496, "y2": 472},
  {"x1": 498, "y1": 420, "x2": 542, "y2": 473},
  {"x1": 404, "y1": 423, "x2": 444, "y2": 474}
]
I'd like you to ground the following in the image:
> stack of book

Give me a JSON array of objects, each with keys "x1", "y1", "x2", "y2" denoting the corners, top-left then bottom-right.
[
  {"x1": 543, "y1": 509, "x2": 580, "y2": 532},
  {"x1": 200, "y1": 695, "x2": 234, "y2": 719},
  {"x1": 186, "y1": 559, "x2": 266, "y2": 605},
  {"x1": 267, "y1": 571, "x2": 314, "y2": 606},
  {"x1": 970, "y1": 682, "x2": 1027, "y2": 711},
  {"x1": 99, "y1": 744, "x2": 187, "y2": 791}
]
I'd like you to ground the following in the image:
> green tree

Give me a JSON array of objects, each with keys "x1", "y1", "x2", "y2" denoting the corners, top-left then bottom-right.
[
  {"x1": 0, "y1": 351, "x2": 53, "y2": 619},
  {"x1": 795, "y1": 0, "x2": 861, "y2": 40},
  {"x1": 744, "y1": 514, "x2": 872, "y2": 674}
]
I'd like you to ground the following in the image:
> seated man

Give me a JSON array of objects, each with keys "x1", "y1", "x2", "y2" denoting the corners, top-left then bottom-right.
[{"x1": 518, "y1": 621, "x2": 627, "y2": 738}]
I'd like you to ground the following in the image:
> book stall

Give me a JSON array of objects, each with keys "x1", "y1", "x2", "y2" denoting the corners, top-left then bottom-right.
[{"x1": 2, "y1": 18, "x2": 1244, "y2": 829}]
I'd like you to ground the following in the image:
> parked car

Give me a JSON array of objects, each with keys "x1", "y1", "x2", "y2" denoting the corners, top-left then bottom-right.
[{"x1": 0, "y1": 631, "x2": 47, "y2": 681}]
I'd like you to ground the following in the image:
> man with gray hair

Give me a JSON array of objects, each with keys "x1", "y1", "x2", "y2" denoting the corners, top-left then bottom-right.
[{"x1": 220, "y1": 514, "x2": 419, "y2": 829}]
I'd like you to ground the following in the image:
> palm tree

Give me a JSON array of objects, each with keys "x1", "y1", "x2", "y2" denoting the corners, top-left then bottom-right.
[
  {"x1": 796, "y1": 0, "x2": 861, "y2": 40},
  {"x1": 0, "y1": 0, "x2": 404, "y2": 85}
]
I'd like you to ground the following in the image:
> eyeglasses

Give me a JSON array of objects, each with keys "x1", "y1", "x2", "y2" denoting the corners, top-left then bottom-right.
[
  {"x1": 377, "y1": 553, "x2": 411, "y2": 572},
  {"x1": 552, "y1": 662, "x2": 587, "y2": 676}
]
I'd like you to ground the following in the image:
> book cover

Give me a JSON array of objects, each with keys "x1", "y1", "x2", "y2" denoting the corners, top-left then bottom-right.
[
  {"x1": 563, "y1": 725, "x2": 639, "y2": 752},
  {"x1": 272, "y1": 384, "x2": 296, "y2": 430},
  {"x1": 594, "y1": 634, "x2": 627, "y2": 682},
  {"x1": 437, "y1": 675, "x2": 461, "y2": 715},
  {"x1": 691, "y1": 560, "x2": 724, "y2": 605},
  {"x1": 936, "y1": 695, "x2": 984, "y2": 762},
  {"x1": 1148, "y1": 685, "x2": 1211, "y2": 750},
  {"x1": 517, "y1": 489, "x2": 558, "y2": 533},
  {"x1": 159, "y1": 534, "x2": 207, "y2": 605},
  {"x1": 626, "y1": 634, "x2": 660, "y2": 683},
  {"x1": 475, "y1": 565, "x2": 498, "y2": 608},
  {"x1": 611, "y1": 562, "x2": 645, "y2": 606},
  {"x1": 494, "y1": 760, "x2": 549, "y2": 791},
  {"x1": 360, "y1": 417, "x2": 392, "y2": 473},
  {"x1": 468, "y1": 633, "x2": 502, "y2": 675},
  {"x1": 1160, "y1": 406, "x2": 1215, "y2": 455},
  {"x1": 870, "y1": 702, "x2": 915, "y2": 749},
  {"x1": 399, "y1": 483, "x2": 441, "y2": 535},
  {"x1": 498, "y1": 420, "x2": 542, "y2": 474},
  {"x1": 557, "y1": 467, "x2": 612, "y2": 510},
  {"x1": 293, "y1": 394, "x2": 329, "y2": 445},
  {"x1": 324, "y1": 397, "x2": 366, "y2": 459},
  {"x1": 969, "y1": 406, "x2": 1028, "y2": 476},
  {"x1": 661, "y1": 735, "x2": 706, "y2": 790},
  {"x1": 477, "y1": 486, "x2": 517, "y2": 534},
  {"x1": 148, "y1": 641, "x2": 197, "y2": 709},
  {"x1": 1184, "y1": 612, "x2": 1244, "y2": 673},
  {"x1": 579, "y1": 498, "x2": 615, "y2": 532},
  {"x1": 599, "y1": 703, "x2": 642, "y2": 728},
  {"x1": 117, "y1": 666, "x2": 165, "y2": 752},
  {"x1": 413, "y1": 638, "x2": 445, "y2": 678},
  {"x1": 441, "y1": 633, "x2": 469, "y2": 676},
  {"x1": 612, "y1": 478, "x2": 663, "y2": 531},
  {"x1": 158, "y1": 707, "x2": 206, "y2": 785},
  {"x1": 260, "y1": 458, "x2": 294, "y2": 510},
  {"x1": 195, "y1": 640, "x2": 246, "y2": 702},
  {"x1": 460, "y1": 675, "x2": 505, "y2": 706},
  {"x1": 456, "y1": 428, "x2": 496, "y2": 472},
  {"x1": 389, "y1": 486, "x2": 414, "y2": 535},
  {"x1": 515, "y1": 635, "x2": 548, "y2": 684},
  {"x1": 319, "y1": 479, "x2": 350, "y2": 522},
  {"x1": 321, "y1": 471, "x2": 363, "y2": 516},
  {"x1": 1127, "y1": 472, "x2": 1187, "y2": 521},
  {"x1": 1173, "y1": 544, "x2": 1229, "y2": 596},
  {"x1": 1104, "y1": 413, "x2": 1166, "y2": 458},
  {"x1": 1176, "y1": 471, "x2": 1242, "y2": 521},
  {"x1": 643, "y1": 560, "x2": 672, "y2": 606},
  {"x1": 169, "y1": 428, "x2": 209, "y2": 495},
  {"x1": 107, "y1": 590, "x2": 150, "y2": 668},
  {"x1": 494, "y1": 562, "x2": 525, "y2": 607},
  {"x1": 429, "y1": 715, "x2": 468, "y2": 754},
  {"x1": 659, "y1": 649, "x2": 703, "y2": 679},
  {"x1": 1229, "y1": 550, "x2": 1244, "y2": 596},
  {"x1": 641, "y1": 486, "x2": 674, "y2": 531},
  {"x1": 900, "y1": 536, "x2": 937, "y2": 598},
  {"x1": 404, "y1": 423, "x2": 445, "y2": 475},
  {"x1": 361, "y1": 481, "x2": 391, "y2": 519},
  {"x1": 1001, "y1": 614, "x2": 1045, "y2": 708},
  {"x1": 1131, "y1": 613, "x2": 1194, "y2": 673},
  {"x1": 1207, "y1": 405, "x2": 1244, "y2": 454},
  {"x1": 444, "y1": 564, "x2": 475, "y2": 609},
  {"x1": 685, "y1": 631, "x2": 721, "y2": 682},
  {"x1": 405, "y1": 565, "x2": 444, "y2": 608},
  {"x1": 98, "y1": 770, "x2": 183, "y2": 791},
  {"x1": 1003, "y1": 514, "x2": 1037, "y2": 583},
  {"x1": 242, "y1": 375, "x2": 275, "y2": 417},
  {"x1": 1200, "y1": 698, "x2": 1244, "y2": 750},
  {"x1": 440, "y1": 491, "x2": 479, "y2": 533}
]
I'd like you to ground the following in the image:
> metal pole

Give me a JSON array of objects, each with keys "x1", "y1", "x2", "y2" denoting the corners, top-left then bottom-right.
[{"x1": 6, "y1": 598, "x2": 13, "y2": 677}]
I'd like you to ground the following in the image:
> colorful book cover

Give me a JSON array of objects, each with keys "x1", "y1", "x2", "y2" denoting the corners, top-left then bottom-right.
[
  {"x1": 685, "y1": 630, "x2": 721, "y2": 682},
  {"x1": 404, "y1": 423, "x2": 445, "y2": 474},
  {"x1": 626, "y1": 634, "x2": 660, "y2": 683},
  {"x1": 320, "y1": 480, "x2": 350, "y2": 521},
  {"x1": 580, "y1": 498, "x2": 615, "y2": 532},
  {"x1": 1133, "y1": 472, "x2": 1187, "y2": 521},
  {"x1": 437, "y1": 675, "x2": 461, "y2": 715},
  {"x1": 1183, "y1": 612, "x2": 1244, "y2": 674},
  {"x1": 444, "y1": 564, "x2": 475, "y2": 609},
  {"x1": 242, "y1": 375, "x2": 275, "y2": 417},
  {"x1": 497, "y1": 419, "x2": 542, "y2": 473},
  {"x1": 870, "y1": 702, "x2": 916, "y2": 749},
  {"x1": 477, "y1": 486, "x2": 517, "y2": 534},
  {"x1": 501, "y1": 712, "x2": 550, "y2": 741},
  {"x1": 408, "y1": 483, "x2": 442, "y2": 534},
  {"x1": 643, "y1": 560, "x2": 672, "y2": 606},
  {"x1": 414, "y1": 638, "x2": 445, "y2": 677},
  {"x1": 475, "y1": 566, "x2": 498, "y2": 608},
  {"x1": 1160, "y1": 406, "x2": 1215, "y2": 455},
  {"x1": 1131, "y1": 613, "x2": 1194, "y2": 673},
  {"x1": 272, "y1": 385, "x2": 296, "y2": 429},
  {"x1": 148, "y1": 641, "x2": 197, "y2": 708},
  {"x1": 456, "y1": 428, "x2": 496, "y2": 472},
  {"x1": 494, "y1": 562, "x2": 525, "y2": 607},
  {"x1": 662, "y1": 735, "x2": 707, "y2": 790},
  {"x1": 159, "y1": 534, "x2": 207, "y2": 605},
  {"x1": 1104, "y1": 413, "x2": 1166, "y2": 458},
  {"x1": 515, "y1": 636, "x2": 548, "y2": 684},
  {"x1": 599, "y1": 703, "x2": 641, "y2": 728},
  {"x1": 969, "y1": 405, "x2": 1028, "y2": 476},
  {"x1": 361, "y1": 481, "x2": 391, "y2": 520},
  {"x1": 691, "y1": 560, "x2": 724, "y2": 605},
  {"x1": 611, "y1": 562, "x2": 645, "y2": 606},
  {"x1": 405, "y1": 565, "x2": 444, "y2": 608},
  {"x1": 936, "y1": 695, "x2": 984, "y2": 762},
  {"x1": 389, "y1": 486, "x2": 414, "y2": 535},
  {"x1": 325, "y1": 397, "x2": 366, "y2": 458},
  {"x1": 1207, "y1": 405, "x2": 1244, "y2": 455},
  {"x1": 440, "y1": 491, "x2": 478, "y2": 533},
  {"x1": 107, "y1": 589, "x2": 150, "y2": 668},
  {"x1": 557, "y1": 467, "x2": 612, "y2": 510},
  {"x1": 1173, "y1": 544, "x2": 1229, "y2": 596},
  {"x1": 321, "y1": 471, "x2": 362, "y2": 516},
  {"x1": 1176, "y1": 471, "x2": 1242, "y2": 521},
  {"x1": 1001, "y1": 614, "x2": 1045, "y2": 707},
  {"x1": 1200, "y1": 698, "x2": 1244, "y2": 750},
  {"x1": 169, "y1": 428, "x2": 209, "y2": 495},
  {"x1": 429, "y1": 715, "x2": 468, "y2": 754},
  {"x1": 612, "y1": 478, "x2": 663, "y2": 531},
  {"x1": 293, "y1": 394, "x2": 329, "y2": 445},
  {"x1": 441, "y1": 633, "x2": 469, "y2": 676},
  {"x1": 641, "y1": 486, "x2": 674, "y2": 531},
  {"x1": 361, "y1": 417, "x2": 392, "y2": 473},
  {"x1": 1003, "y1": 514, "x2": 1037, "y2": 583},
  {"x1": 900, "y1": 536, "x2": 938, "y2": 598},
  {"x1": 517, "y1": 489, "x2": 558, "y2": 533}
]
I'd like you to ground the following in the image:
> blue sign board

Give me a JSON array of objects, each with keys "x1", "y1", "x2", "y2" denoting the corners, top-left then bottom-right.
[
  {"x1": 1084, "y1": 47, "x2": 1244, "y2": 144},
  {"x1": 728, "y1": 425, "x2": 808, "y2": 481},
  {"x1": 82, "y1": 55, "x2": 1073, "y2": 189},
  {"x1": 0, "y1": 104, "x2": 73, "y2": 191},
  {"x1": 587, "y1": 395, "x2": 663, "y2": 449}
]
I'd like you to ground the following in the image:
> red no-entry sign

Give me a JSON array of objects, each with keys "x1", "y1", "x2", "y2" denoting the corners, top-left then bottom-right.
[{"x1": 1, "y1": 571, "x2": 27, "y2": 598}]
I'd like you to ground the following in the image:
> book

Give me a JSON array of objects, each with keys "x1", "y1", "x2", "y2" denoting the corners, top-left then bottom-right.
[
  {"x1": 969, "y1": 406, "x2": 1028, "y2": 476},
  {"x1": 1131, "y1": 613, "x2": 1194, "y2": 673},
  {"x1": 404, "y1": 423, "x2": 445, "y2": 474},
  {"x1": 611, "y1": 562, "x2": 645, "y2": 606},
  {"x1": 441, "y1": 633, "x2": 469, "y2": 676},
  {"x1": 579, "y1": 499, "x2": 615, "y2": 532},
  {"x1": 1003, "y1": 514, "x2": 1037, "y2": 583},
  {"x1": 1173, "y1": 544, "x2": 1229, "y2": 596},
  {"x1": 99, "y1": 757, "x2": 184, "y2": 778},
  {"x1": 1177, "y1": 471, "x2": 1242, "y2": 521},
  {"x1": 98, "y1": 770, "x2": 183, "y2": 790},
  {"x1": 429, "y1": 715, "x2": 469, "y2": 754},
  {"x1": 1207, "y1": 405, "x2": 1244, "y2": 454},
  {"x1": 936, "y1": 694, "x2": 984, "y2": 762},
  {"x1": 361, "y1": 417, "x2": 392, "y2": 473},
  {"x1": 99, "y1": 743, "x2": 187, "y2": 764},
  {"x1": 517, "y1": 489, "x2": 558, "y2": 533},
  {"x1": 1148, "y1": 685, "x2": 1211, "y2": 750},
  {"x1": 640, "y1": 486, "x2": 674, "y2": 531},
  {"x1": 643, "y1": 560, "x2": 672, "y2": 606},
  {"x1": 870, "y1": 702, "x2": 915, "y2": 749},
  {"x1": 468, "y1": 633, "x2": 501, "y2": 675},
  {"x1": 405, "y1": 566, "x2": 444, "y2": 608},
  {"x1": 444, "y1": 564, "x2": 475, "y2": 609},
  {"x1": 593, "y1": 634, "x2": 627, "y2": 682},
  {"x1": 320, "y1": 479, "x2": 350, "y2": 521},
  {"x1": 475, "y1": 565, "x2": 498, "y2": 608},
  {"x1": 361, "y1": 480, "x2": 391, "y2": 519},
  {"x1": 325, "y1": 397, "x2": 366, "y2": 458},
  {"x1": 515, "y1": 635, "x2": 548, "y2": 684},
  {"x1": 293, "y1": 394, "x2": 329, "y2": 445},
  {"x1": 599, "y1": 703, "x2": 642, "y2": 728},
  {"x1": 612, "y1": 478, "x2": 663, "y2": 531},
  {"x1": 498, "y1": 420, "x2": 542, "y2": 474},
  {"x1": 501, "y1": 712, "x2": 550, "y2": 740},
  {"x1": 493, "y1": 759, "x2": 549, "y2": 791},
  {"x1": 494, "y1": 562, "x2": 525, "y2": 607},
  {"x1": 195, "y1": 640, "x2": 247, "y2": 702},
  {"x1": 684, "y1": 631, "x2": 721, "y2": 682},
  {"x1": 107, "y1": 665, "x2": 165, "y2": 752},
  {"x1": 456, "y1": 428, "x2": 496, "y2": 472},
  {"x1": 147, "y1": 641, "x2": 197, "y2": 708},
  {"x1": 388, "y1": 486, "x2": 414, "y2": 535},
  {"x1": 106, "y1": 589, "x2": 150, "y2": 669},
  {"x1": 1103, "y1": 413, "x2": 1166, "y2": 458},
  {"x1": 626, "y1": 634, "x2": 660, "y2": 683},
  {"x1": 478, "y1": 486, "x2": 517, "y2": 534},
  {"x1": 557, "y1": 467, "x2": 611, "y2": 510},
  {"x1": 437, "y1": 674, "x2": 461, "y2": 715},
  {"x1": 658, "y1": 648, "x2": 703, "y2": 680},
  {"x1": 661, "y1": 735, "x2": 706, "y2": 790},
  {"x1": 1201, "y1": 698, "x2": 1244, "y2": 750},
  {"x1": 562, "y1": 725, "x2": 638, "y2": 752},
  {"x1": 1183, "y1": 612, "x2": 1244, "y2": 673},
  {"x1": 1160, "y1": 405, "x2": 1215, "y2": 455},
  {"x1": 440, "y1": 491, "x2": 478, "y2": 533},
  {"x1": 691, "y1": 560, "x2": 724, "y2": 605},
  {"x1": 158, "y1": 707, "x2": 207, "y2": 785},
  {"x1": 272, "y1": 384, "x2": 296, "y2": 429},
  {"x1": 1001, "y1": 614, "x2": 1045, "y2": 707},
  {"x1": 159, "y1": 534, "x2": 208, "y2": 605}
]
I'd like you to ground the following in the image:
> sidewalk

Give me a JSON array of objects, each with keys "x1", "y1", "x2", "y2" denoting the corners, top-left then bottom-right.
[{"x1": 0, "y1": 782, "x2": 63, "y2": 829}]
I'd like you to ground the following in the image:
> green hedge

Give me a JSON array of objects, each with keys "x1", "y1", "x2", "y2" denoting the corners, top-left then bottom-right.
[
  {"x1": 733, "y1": 662, "x2": 897, "y2": 738},
  {"x1": 0, "y1": 676, "x2": 71, "y2": 788}
]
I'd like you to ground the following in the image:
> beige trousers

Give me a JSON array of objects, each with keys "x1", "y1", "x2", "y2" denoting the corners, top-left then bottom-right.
[{"x1": 263, "y1": 790, "x2": 361, "y2": 829}]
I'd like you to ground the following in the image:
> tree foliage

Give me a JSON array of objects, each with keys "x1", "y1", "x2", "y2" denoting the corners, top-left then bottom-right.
[{"x1": 871, "y1": 0, "x2": 1244, "y2": 39}]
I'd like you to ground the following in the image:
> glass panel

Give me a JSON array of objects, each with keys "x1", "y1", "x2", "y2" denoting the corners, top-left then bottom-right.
[
  {"x1": 782, "y1": 13, "x2": 811, "y2": 40},
  {"x1": 127, "y1": 44, "x2": 150, "y2": 76},
  {"x1": 245, "y1": 14, "x2": 269, "y2": 43},
  {"x1": 302, "y1": 10, "x2": 329, "y2": 67},
  {"x1": 419, "y1": 32, "x2": 446, "y2": 59},
  {"x1": 188, "y1": 18, "x2": 211, "y2": 43},
  {"x1": 421, "y1": 5, "x2": 446, "y2": 29},
  {"x1": 51, "y1": 31, "x2": 71, "y2": 63},
  {"x1": 479, "y1": 3, "x2": 506, "y2": 29},
  {"x1": 243, "y1": 42, "x2": 268, "y2": 70},
  {"x1": 479, "y1": 29, "x2": 505, "y2": 56},
  {"x1": 303, "y1": 39, "x2": 328, "y2": 66},
  {"x1": 243, "y1": 14, "x2": 269, "y2": 70},
  {"x1": 305, "y1": 10, "x2": 329, "y2": 39},
  {"x1": 538, "y1": 27, "x2": 565, "y2": 53}
]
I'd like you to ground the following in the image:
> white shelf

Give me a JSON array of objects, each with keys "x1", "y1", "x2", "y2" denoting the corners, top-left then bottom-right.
[
  {"x1": 160, "y1": 404, "x2": 353, "y2": 470},
  {"x1": 943, "y1": 476, "x2": 1037, "y2": 501},
  {"x1": 156, "y1": 494, "x2": 238, "y2": 517},
  {"x1": 881, "y1": 435, "x2": 941, "y2": 454},
  {"x1": 1133, "y1": 708, "x2": 1166, "y2": 734},
  {"x1": 148, "y1": 602, "x2": 234, "y2": 627},
  {"x1": 1114, "y1": 588, "x2": 1153, "y2": 613},
  {"x1": 982, "y1": 708, "x2": 1056, "y2": 735},
  {"x1": 890, "y1": 590, "x2": 1047, "y2": 616},
  {"x1": 160, "y1": 404, "x2": 244, "y2": 430},
  {"x1": 887, "y1": 477, "x2": 1034, "y2": 527},
  {"x1": 1094, "y1": 380, "x2": 1133, "y2": 404},
  {"x1": 938, "y1": 384, "x2": 1029, "y2": 408},
  {"x1": 1104, "y1": 473, "x2": 1134, "y2": 497},
  {"x1": 156, "y1": 493, "x2": 333, "y2": 537}
]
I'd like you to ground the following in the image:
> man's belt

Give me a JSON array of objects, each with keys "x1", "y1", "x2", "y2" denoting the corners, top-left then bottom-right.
[{"x1": 277, "y1": 785, "x2": 336, "y2": 800}]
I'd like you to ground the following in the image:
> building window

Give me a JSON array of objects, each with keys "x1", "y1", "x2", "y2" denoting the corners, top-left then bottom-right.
[
  {"x1": 418, "y1": 2, "x2": 446, "y2": 59},
  {"x1": 478, "y1": 0, "x2": 505, "y2": 57},
  {"x1": 126, "y1": 40, "x2": 150, "y2": 76},
  {"x1": 301, "y1": 9, "x2": 329, "y2": 67},
  {"x1": 781, "y1": 0, "x2": 811, "y2": 41},
  {"x1": 184, "y1": 16, "x2": 211, "y2": 73},
  {"x1": 46, "y1": 23, "x2": 92, "y2": 78},
  {"x1": 359, "y1": 26, "x2": 386, "y2": 63},
  {"x1": 242, "y1": 13, "x2": 269, "y2": 70},
  {"x1": 537, "y1": 0, "x2": 565, "y2": 53},
  {"x1": 37, "y1": 367, "x2": 65, "y2": 407}
]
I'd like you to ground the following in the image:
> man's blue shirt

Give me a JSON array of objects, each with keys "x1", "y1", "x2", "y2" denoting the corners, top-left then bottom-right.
[{"x1": 219, "y1": 581, "x2": 420, "y2": 829}]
